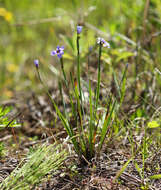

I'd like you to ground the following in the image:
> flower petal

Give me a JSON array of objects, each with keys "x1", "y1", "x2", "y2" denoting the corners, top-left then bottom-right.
[
  {"x1": 97, "y1": 37, "x2": 110, "y2": 48},
  {"x1": 103, "y1": 42, "x2": 110, "y2": 48},
  {"x1": 34, "y1": 59, "x2": 39, "y2": 67},
  {"x1": 77, "y1": 26, "x2": 83, "y2": 34},
  {"x1": 97, "y1": 37, "x2": 101, "y2": 44},
  {"x1": 60, "y1": 46, "x2": 64, "y2": 50},
  {"x1": 51, "y1": 50, "x2": 57, "y2": 56},
  {"x1": 57, "y1": 53, "x2": 62, "y2": 58}
]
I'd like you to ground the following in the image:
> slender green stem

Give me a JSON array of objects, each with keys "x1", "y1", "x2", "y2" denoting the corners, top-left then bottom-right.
[
  {"x1": 89, "y1": 79, "x2": 94, "y2": 157},
  {"x1": 76, "y1": 34, "x2": 82, "y2": 104},
  {"x1": 60, "y1": 57, "x2": 68, "y2": 88},
  {"x1": 95, "y1": 43, "x2": 102, "y2": 113},
  {"x1": 70, "y1": 72, "x2": 77, "y2": 120},
  {"x1": 74, "y1": 80, "x2": 86, "y2": 151},
  {"x1": 74, "y1": 43, "x2": 87, "y2": 154},
  {"x1": 59, "y1": 81, "x2": 67, "y2": 117},
  {"x1": 59, "y1": 58, "x2": 68, "y2": 118}
]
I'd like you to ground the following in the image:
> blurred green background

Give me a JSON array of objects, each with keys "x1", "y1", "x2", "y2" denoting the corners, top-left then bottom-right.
[{"x1": 0, "y1": 0, "x2": 161, "y2": 99}]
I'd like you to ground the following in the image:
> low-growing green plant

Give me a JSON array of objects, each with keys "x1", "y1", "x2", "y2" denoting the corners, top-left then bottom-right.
[
  {"x1": 0, "y1": 106, "x2": 21, "y2": 129},
  {"x1": 34, "y1": 26, "x2": 128, "y2": 162},
  {"x1": 0, "y1": 143, "x2": 67, "y2": 190}
]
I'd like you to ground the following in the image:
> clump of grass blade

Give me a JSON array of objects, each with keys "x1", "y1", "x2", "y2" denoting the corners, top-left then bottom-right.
[{"x1": 0, "y1": 143, "x2": 67, "y2": 190}]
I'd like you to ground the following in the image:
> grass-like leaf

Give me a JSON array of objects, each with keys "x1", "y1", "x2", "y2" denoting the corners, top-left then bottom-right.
[
  {"x1": 149, "y1": 174, "x2": 161, "y2": 180},
  {"x1": 113, "y1": 157, "x2": 133, "y2": 183},
  {"x1": 99, "y1": 99, "x2": 116, "y2": 150}
]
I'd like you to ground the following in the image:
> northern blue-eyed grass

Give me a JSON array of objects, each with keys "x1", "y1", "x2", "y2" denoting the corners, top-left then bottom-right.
[
  {"x1": 51, "y1": 46, "x2": 68, "y2": 88},
  {"x1": 95, "y1": 37, "x2": 110, "y2": 115},
  {"x1": 51, "y1": 46, "x2": 69, "y2": 118},
  {"x1": 76, "y1": 26, "x2": 84, "y2": 114},
  {"x1": 51, "y1": 46, "x2": 80, "y2": 124},
  {"x1": 1, "y1": 1, "x2": 159, "y2": 187},
  {"x1": 88, "y1": 79, "x2": 94, "y2": 157},
  {"x1": 34, "y1": 32, "x2": 126, "y2": 162},
  {"x1": 95, "y1": 39, "x2": 102, "y2": 115}
]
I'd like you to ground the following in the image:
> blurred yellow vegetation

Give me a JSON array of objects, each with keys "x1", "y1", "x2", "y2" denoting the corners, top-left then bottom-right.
[
  {"x1": 148, "y1": 121, "x2": 160, "y2": 128},
  {"x1": 7, "y1": 63, "x2": 19, "y2": 73},
  {"x1": 0, "y1": 7, "x2": 13, "y2": 22},
  {"x1": 3, "y1": 89, "x2": 13, "y2": 98},
  {"x1": 63, "y1": 53, "x2": 73, "y2": 60}
]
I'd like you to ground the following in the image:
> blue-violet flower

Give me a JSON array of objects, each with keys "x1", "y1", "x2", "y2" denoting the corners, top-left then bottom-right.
[
  {"x1": 77, "y1": 25, "x2": 83, "y2": 34},
  {"x1": 97, "y1": 37, "x2": 110, "y2": 48},
  {"x1": 34, "y1": 59, "x2": 39, "y2": 68},
  {"x1": 51, "y1": 46, "x2": 64, "y2": 59}
]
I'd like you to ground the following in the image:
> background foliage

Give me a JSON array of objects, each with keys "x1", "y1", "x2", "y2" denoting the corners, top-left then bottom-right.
[{"x1": 0, "y1": 0, "x2": 160, "y2": 99}]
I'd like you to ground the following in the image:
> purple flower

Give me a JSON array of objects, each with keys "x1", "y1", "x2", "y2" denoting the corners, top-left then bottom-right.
[
  {"x1": 77, "y1": 25, "x2": 83, "y2": 34},
  {"x1": 97, "y1": 37, "x2": 110, "y2": 48},
  {"x1": 34, "y1": 59, "x2": 39, "y2": 68},
  {"x1": 51, "y1": 46, "x2": 64, "y2": 59}
]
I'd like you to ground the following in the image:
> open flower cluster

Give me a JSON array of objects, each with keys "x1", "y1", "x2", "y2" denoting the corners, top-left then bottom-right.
[
  {"x1": 51, "y1": 46, "x2": 64, "y2": 59},
  {"x1": 33, "y1": 25, "x2": 113, "y2": 163},
  {"x1": 77, "y1": 26, "x2": 83, "y2": 34},
  {"x1": 97, "y1": 37, "x2": 110, "y2": 48},
  {"x1": 34, "y1": 26, "x2": 110, "y2": 67},
  {"x1": 34, "y1": 59, "x2": 39, "y2": 68}
]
